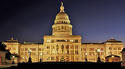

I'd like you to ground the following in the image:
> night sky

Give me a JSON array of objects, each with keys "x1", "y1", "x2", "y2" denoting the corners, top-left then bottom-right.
[{"x1": 0, "y1": 0, "x2": 125, "y2": 43}]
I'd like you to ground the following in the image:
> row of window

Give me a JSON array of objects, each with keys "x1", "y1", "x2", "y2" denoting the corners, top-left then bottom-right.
[
  {"x1": 82, "y1": 51, "x2": 121, "y2": 56},
  {"x1": 20, "y1": 48, "x2": 42, "y2": 51},
  {"x1": 7, "y1": 47, "x2": 17, "y2": 51},
  {"x1": 109, "y1": 47, "x2": 121, "y2": 50},
  {"x1": 108, "y1": 51, "x2": 121, "y2": 55},
  {"x1": 82, "y1": 48, "x2": 104, "y2": 51},
  {"x1": 20, "y1": 52, "x2": 39, "y2": 56},
  {"x1": 46, "y1": 56, "x2": 79, "y2": 61},
  {"x1": 21, "y1": 57, "x2": 38, "y2": 62},
  {"x1": 53, "y1": 26, "x2": 71, "y2": 31},
  {"x1": 87, "y1": 52, "x2": 104, "y2": 56},
  {"x1": 46, "y1": 45, "x2": 79, "y2": 50},
  {"x1": 44, "y1": 50, "x2": 79, "y2": 55},
  {"x1": 82, "y1": 47, "x2": 122, "y2": 52},
  {"x1": 46, "y1": 39, "x2": 79, "y2": 43}
]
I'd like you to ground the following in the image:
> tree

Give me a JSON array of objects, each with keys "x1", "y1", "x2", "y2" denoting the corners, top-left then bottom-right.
[
  {"x1": 0, "y1": 42, "x2": 12, "y2": 60},
  {"x1": 0, "y1": 42, "x2": 6, "y2": 51}
]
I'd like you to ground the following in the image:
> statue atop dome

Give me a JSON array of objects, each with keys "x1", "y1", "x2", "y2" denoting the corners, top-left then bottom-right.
[{"x1": 60, "y1": 2, "x2": 64, "y2": 12}]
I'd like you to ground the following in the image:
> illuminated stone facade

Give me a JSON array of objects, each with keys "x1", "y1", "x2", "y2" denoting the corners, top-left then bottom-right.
[
  {"x1": 19, "y1": 43, "x2": 43, "y2": 62},
  {"x1": 2, "y1": 2, "x2": 124, "y2": 63},
  {"x1": 3, "y1": 37, "x2": 19, "y2": 63},
  {"x1": 82, "y1": 39, "x2": 124, "y2": 62},
  {"x1": 3, "y1": 37, "x2": 19, "y2": 55},
  {"x1": 42, "y1": 2, "x2": 82, "y2": 62}
]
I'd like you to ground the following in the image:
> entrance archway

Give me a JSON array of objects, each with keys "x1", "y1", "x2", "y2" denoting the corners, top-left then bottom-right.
[{"x1": 60, "y1": 56, "x2": 65, "y2": 62}]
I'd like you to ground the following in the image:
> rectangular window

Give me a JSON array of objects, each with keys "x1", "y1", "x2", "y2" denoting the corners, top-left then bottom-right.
[
  {"x1": 67, "y1": 50, "x2": 69, "y2": 54},
  {"x1": 71, "y1": 56, "x2": 74, "y2": 60},
  {"x1": 71, "y1": 50, "x2": 74, "y2": 55},
  {"x1": 75, "y1": 45, "x2": 78, "y2": 49},
  {"x1": 75, "y1": 51, "x2": 78, "y2": 55},
  {"x1": 64, "y1": 26, "x2": 66, "y2": 30},
  {"x1": 47, "y1": 57, "x2": 50, "y2": 60},
  {"x1": 66, "y1": 56, "x2": 69, "y2": 61},
  {"x1": 13, "y1": 48, "x2": 16, "y2": 50},
  {"x1": 70, "y1": 40, "x2": 73, "y2": 42},
  {"x1": 47, "y1": 51, "x2": 50, "y2": 54},
  {"x1": 101, "y1": 52, "x2": 104, "y2": 55},
  {"x1": 25, "y1": 48, "x2": 28, "y2": 51},
  {"x1": 47, "y1": 40, "x2": 51, "y2": 43},
  {"x1": 47, "y1": 46, "x2": 50, "y2": 49},
  {"x1": 82, "y1": 48, "x2": 86, "y2": 51},
  {"x1": 114, "y1": 48, "x2": 117, "y2": 50},
  {"x1": 101, "y1": 48, "x2": 103, "y2": 51},
  {"x1": 109, "y1": 47, "x2": 112, "y2": 50},
  {"x1": 66, "y1": 45, "x2": 69, "y2": 49},
  {"x1": 67, "y1": 40, "x2": 70, "y2": 42},
  {"x1": 21, "y1": 48, "x2": 24, "y2": 51},
  {"x1": 89, "y1": 52, "x2": 95, "y2": 56},
  {"x1": 25, "y1": 52, "x2": 27, "y2": 55},
  {"x1": 30, "y1": 48, "x2": 36, "y2": 51},
  {"x1": 75, "y1": 40, "x2": 78, "y2": 43},
  {"x1": 52, "y1": 46, "x2": 54, "y2": 49},
  {"x1": 21, "y1": 52, "x2": 23, "y2": 55},
  {"x1": 89, "y1": 48, "x2": 94, "y2": 51},
  {"x1": 114, "y1": 51, "x2": 117, "y2": 54},
  {"x1": 70, "y1": 45, "x2": 74, "y2": 49},
  {"x1": 57, "y1": 40, "x2": 66, "y2": 42},
  {"x1": 118, "y1": 47, "x2": 121, "y2": 50},
  {"x1": 38, "y1": 48, "x2": 41, "y2": 51},
  {"x1": 51, "y1": 57, "x2": 54, "y2": 60},
  {"x1": 51, "y1": 40, "x2": 54, "y2": 43}
]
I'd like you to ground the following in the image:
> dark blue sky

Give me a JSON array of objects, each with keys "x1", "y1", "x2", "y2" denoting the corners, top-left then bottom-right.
[{"x1": 0, "y1": 0, "x2": 125, "y2": 43}]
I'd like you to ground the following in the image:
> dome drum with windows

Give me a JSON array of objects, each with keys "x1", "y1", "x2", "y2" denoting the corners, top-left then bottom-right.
[{"x1": 52, "y1": 2, "x2": 72, "y2": 36}]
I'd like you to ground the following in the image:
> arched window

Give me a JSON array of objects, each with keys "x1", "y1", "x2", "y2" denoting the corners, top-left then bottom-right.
[
  {"x1": 71, "y1": 45, "x2": 74, "y2": 49},
  {"x1": 75, "y1": 45, "x2": 78, "y2": 49},
  {"x1": 61, "y1": 26, "x2": 63, "y2": 29},
  {"x1": 60, "y1": 56, "x2": 65, "y2": 62},
  {"x1": 66, "y1": 45, "x2": 69, "y2": 49},
  {"x1": 61, "y1": 45, "x2": 64, "y2": 53},
  {"x1": 64, "y1": 26, "x2": 66, "y2": 30},
  {"x1": 66, "y1": 45, "x2": 69, "y2": 54},
  {"x1": 56, "y1": 45, "x2": 59, "y2": 51},
  {"x1": 58, "y1": 26, "x2": 60, "y2": 30},
  {"x1": 61, "y1": 45, "x2": 64, "y2": 49}
]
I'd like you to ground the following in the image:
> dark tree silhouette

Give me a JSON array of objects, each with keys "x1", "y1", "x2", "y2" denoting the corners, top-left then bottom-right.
[
  {"x1": 0, "y1": 42, "x2": 6, "y2": 51},
  {"x1": 0, "y1": 42, "x2": 12, "y2": 60}
]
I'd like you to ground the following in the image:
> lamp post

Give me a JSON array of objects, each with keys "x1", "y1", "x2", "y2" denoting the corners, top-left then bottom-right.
[
  {"x1": 28, "y1": 49, "x2": 32, "y2": 63},
  {"x1": 40, "y1": 53, "x2": 42, "y2": 62},
  {"x1": 12, "y1": 56, "x2": 15, "y2": 64},
  {"x1": 85, "y1": 53, "x2": 88, "y2": 62},
  {"x1": 97, "y1": 49, "x2": 101, "y2": 62},
  {"x1": 22, "y1": 57, "x2": 24, "y2": 63}
]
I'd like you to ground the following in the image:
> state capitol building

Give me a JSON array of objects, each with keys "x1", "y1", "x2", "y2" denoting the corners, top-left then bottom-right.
[{"x1": 2, "y1": 2, "x2": 124, "y2": 63}]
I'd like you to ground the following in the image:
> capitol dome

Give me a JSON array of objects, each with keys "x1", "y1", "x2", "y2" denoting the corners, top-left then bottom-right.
[{"x1": 54, "y1": 2, "x2": 70, "y2": 24}]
